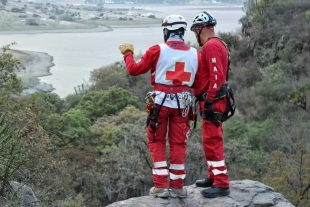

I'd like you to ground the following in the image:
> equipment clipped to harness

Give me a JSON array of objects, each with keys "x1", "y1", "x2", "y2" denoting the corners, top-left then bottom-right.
[
  {"x1": 201, "y1": 83, "x2": 236, "y2": 126},
  {"x1": 221, "y1": 83, "x2": 236, "y2": 122},
  {"x1": 145, "y1": 92, "x2": 156, "y2": 114},
  {"x1": 181, "y1": 93, "x2": 192, "y2": 117},
  {"x1": 145, "y1": 92, "x2": 158, "y2": 133},
  {"x1": 189, "y1": 97, "x2": 198, "y2": 129}
]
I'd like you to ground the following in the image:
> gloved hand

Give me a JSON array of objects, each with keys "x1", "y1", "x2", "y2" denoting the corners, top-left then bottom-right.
[
  {"x1": 204, "y1": 100, "x2": 214, "y2": 118},
  {"x1": 118, "y1": 43, "x2": 134, "y2": 55},
  {"x1": 204, "y1": 100, "x2": 221, "y2": 127}
]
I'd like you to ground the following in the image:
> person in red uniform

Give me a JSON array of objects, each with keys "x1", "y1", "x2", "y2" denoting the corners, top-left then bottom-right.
[
  {"x1": 118, "y1": 14, "x2": 201, "y2": 199},
  {"x1": 190, "y1": 11, "x2": 230, "y2": 198}
]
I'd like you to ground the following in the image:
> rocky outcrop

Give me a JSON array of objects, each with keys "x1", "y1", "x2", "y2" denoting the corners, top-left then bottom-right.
[
  {"x1": 10, "y1": 181, "x2": 40, "y2": 207},
  {"x1": 0, "y1": 181, "x2": 40, "y2": 207},
  {"x1": 106, "y1": 180, "x2": 295, "y2": 207}
]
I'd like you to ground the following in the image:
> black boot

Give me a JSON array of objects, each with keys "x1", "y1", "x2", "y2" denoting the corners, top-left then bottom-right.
[
  {"x1": 201, "y1": 186, "x2": 230, "y2": 198},
  {"x1": 195, "y1": 178, "x2": 214, "y2": 188}
]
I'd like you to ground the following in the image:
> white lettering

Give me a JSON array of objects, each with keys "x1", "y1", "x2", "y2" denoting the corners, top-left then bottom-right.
[
  {"x1": 213, "y1": 83, "x2": 217, "y2": 89},
  {"x1": 214, "y1": 66, "x2": 218, "y2": 72},
  {"x1": 212, "y1": 57, "x2": 216, "y2": 63},
  {"x1": 215, "y1": 75, "x2": 218, "y2": 80}
]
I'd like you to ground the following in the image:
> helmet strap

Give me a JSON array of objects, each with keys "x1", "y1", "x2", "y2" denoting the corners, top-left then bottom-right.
[
  {"x1": 163, "y1": 28, "x2": 169, "y2": 42},
  {"x1": 197, "y1": 27, "x2": 204, "y2": 47}
]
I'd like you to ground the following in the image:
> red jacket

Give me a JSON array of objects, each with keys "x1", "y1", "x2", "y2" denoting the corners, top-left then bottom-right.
[{"x1": 192, "y1": 38, "x2": 228, "y2": 101}]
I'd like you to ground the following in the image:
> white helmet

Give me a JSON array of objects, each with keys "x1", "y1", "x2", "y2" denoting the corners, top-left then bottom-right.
[
  {"x1": 162, "y1": 14, "x2": 187, "y2": 31},
  {"x1": 190, "y1": 11, "x2": 217, "y2": 31}
]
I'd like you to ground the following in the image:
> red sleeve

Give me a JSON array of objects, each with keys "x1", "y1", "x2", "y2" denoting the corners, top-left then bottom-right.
[
  {"x1": 191, "y1": 50, "x2": 203, "y2": 96},
  {"x1": 205, "y1": 42, "x2": 226, "y2": 101},
  {"x1": 123, "y1": 45, "x2": 160, "y2": 76}
]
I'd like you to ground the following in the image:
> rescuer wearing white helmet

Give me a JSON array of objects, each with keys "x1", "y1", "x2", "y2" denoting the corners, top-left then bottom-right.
[
  {"x1": 190, "y1": 11, "x2": 231, "y2": 198},
  {"x1": 118, "y1": 14, "x2": 202, "y2": 199}
]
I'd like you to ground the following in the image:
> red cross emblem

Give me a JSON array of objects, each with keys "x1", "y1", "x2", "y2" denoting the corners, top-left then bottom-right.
[{"x1": 166, "y1": 62, "x2": 191, "y2": 85}]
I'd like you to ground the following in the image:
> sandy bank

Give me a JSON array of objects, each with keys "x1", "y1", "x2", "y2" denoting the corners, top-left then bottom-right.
[
  {"x1": 11, "y1": 49, "x2": 55, "y2": 95},
  {"x1": 13, "y1": 49, "x2": 54, "y2": 78},
  {"x1": 0, "y1": 22, "x2": 160, "y2": 35},
  {"x1": 0, "y1": 26, "x2": 112, "y2": 35}
]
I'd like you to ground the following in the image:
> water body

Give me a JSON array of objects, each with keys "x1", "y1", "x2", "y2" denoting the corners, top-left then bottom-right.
[{"x1": 0, "y1": 5, "x2": 245, "y2": 98}]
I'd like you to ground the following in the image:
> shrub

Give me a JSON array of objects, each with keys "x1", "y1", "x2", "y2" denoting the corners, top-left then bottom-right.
[
  {"x1": 148, "y1": 14, "x2": 155, "y2": 19},
  {"x1": 60, "y1": 14, "x2": 75, "y2": 22},
  {"x1": 11, "y1": 7, "x2": 24, "y2": 13},
  {"x1": 49, "y1": 15, "x2": 57, "y2": 20},
  {"x1": 218, "y1": 31, "x2": 240, "y2": 49},
  {"x1": 26, "y1": 18, "x2": 39, "y2": 25}
]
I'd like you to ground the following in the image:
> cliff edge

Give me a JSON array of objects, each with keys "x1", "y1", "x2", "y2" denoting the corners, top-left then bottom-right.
[{"x1": 106, "y1": 180, "x2": 295, "y2": 207}]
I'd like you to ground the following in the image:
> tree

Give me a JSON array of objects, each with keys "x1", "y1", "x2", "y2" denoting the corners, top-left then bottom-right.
[
  {"x1": 0, "y1": 44, "x2": 24, "y2": 95},
  {"x1": 90, "y1": 63, "x2": 129, "y2": 91},
  {"x1": 0, "y1": 114, "x2": 28, "y2": 197},
  {"x1": 90, "y1": 106, "x2": 152, "y2": 205},
  {"x1": 76, "y1": 86, "x2": 140, "y2": 120},
  {"x1": 60, "y1": 109, "x2": 91, "y2": 148},
  {"x1": 289, "y1": 84, "x2": 310, "y2": 113},
  {"x1": 89, "y1": 60, "x2": 152, "y2": 104}
]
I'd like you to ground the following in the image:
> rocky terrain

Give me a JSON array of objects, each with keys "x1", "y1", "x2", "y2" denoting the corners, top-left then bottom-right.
[
  {"x1": 107, "y1": 180, "x2": 295, "y2": 207},
  {"x1": 0, "y1": 180, "x2": 295, "y2": 207}
]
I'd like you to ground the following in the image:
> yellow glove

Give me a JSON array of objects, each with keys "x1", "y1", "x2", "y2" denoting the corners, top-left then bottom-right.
[{"x1": 119, "y1": 43, "x2": 134, "y2": 55}]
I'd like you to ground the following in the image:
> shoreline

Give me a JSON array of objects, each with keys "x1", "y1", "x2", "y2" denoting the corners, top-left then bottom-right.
[
  {"x1": 12, "y1": 49, "x2": 55, "y2": 95},
  {"x1": 0, "y1": 24, "x2": 162, "y2": 35},
  {"x1": 2, "y1": 3, "x2": 243, "y2": 97},
  {"x1": 5, "y1": 23, "x2": 159, "y2": 97},
  {"x1": 0, "y1": 25, "x2": 113, "y2": 35}
]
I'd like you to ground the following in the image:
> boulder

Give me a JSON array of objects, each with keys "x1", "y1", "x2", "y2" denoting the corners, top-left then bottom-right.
[
  {"x1": 0, "y1": 181, "x2": 40, "y2": 207},
  {"x1": 106, "y1": 180, "x2": 295, "y2": 207}
]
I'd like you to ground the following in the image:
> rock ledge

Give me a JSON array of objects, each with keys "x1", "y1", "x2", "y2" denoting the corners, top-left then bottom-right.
[{"x1": 106, "y1": 180, "x2": 295, "y2": 207}]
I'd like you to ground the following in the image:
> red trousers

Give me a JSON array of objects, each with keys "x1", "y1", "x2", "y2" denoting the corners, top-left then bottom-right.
[
  {"x1": 200, "y1": 99, "x2": 230, "y2": 188},
  {"x1": 147, "y1": 105, "x2": 190, "y2": 189}
]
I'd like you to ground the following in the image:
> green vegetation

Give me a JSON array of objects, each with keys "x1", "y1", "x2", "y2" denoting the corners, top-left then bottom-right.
[
  {"x1": 0, "y1": 44, "x2": 23, "y2": 95},
  {"x1": 1, "y1": 0, "x2": 310, "y2": 206},
  {"x1": 228, "y1": 0, "x2": 310, "y2": 206}
]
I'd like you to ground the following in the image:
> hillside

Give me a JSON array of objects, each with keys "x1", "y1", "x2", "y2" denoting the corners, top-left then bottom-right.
[
  {"x1": 0, "y1": 0, "x2": 310, "y2": 206},
  {"x1": 0, "y1": 0, "x2": 160, "y2": 32}
]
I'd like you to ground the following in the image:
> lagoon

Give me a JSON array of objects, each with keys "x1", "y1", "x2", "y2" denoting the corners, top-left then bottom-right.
[{"x1": 0, "y1": 5, "x2": 245, "y2": 98}]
